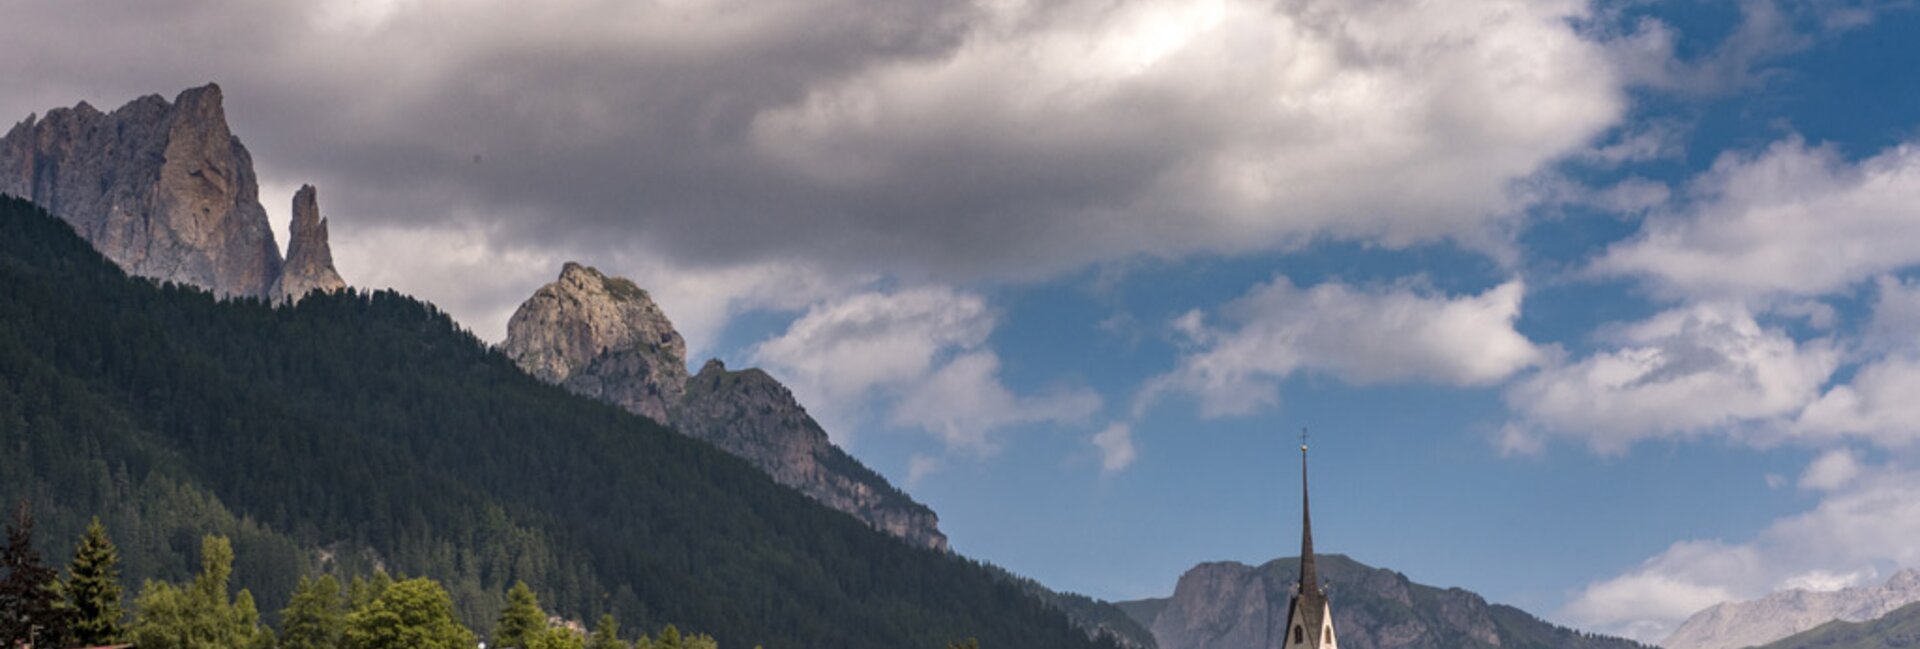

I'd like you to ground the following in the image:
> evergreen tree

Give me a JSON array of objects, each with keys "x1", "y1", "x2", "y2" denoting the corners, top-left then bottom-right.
[
  {"x1": 0, "y1": 501, "x2": 68, "y2": 649},
  {"x1": 343, "y1": 577, "x2": 475, "y2": 649},
  {"x1": 64, "y1": 517, "x2": 126, "y2": 646},
  {"x1": 281, "y1": 574, "x2": 347, "y2": 649},
  {"x1": 947, "y1": 639, "x2": 981, "y2": 649},
  {"x1": 540, "y1": 626, "x2": 586, "y2": 649},
  {"x1": 130, "y1": 535, "x2": 274, "y2": 649},
  {"x1": 636, "y1": 624, "x2": 717, "y2": 649},
  {"x1": 587, "y1": 613, "x2": 628, "y2": 649},
  {"x1": 494, "y1": 581, "x2": 547, "y2": 649}
]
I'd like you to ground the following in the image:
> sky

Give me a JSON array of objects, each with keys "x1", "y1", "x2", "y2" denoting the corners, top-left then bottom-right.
[{"x1": 6, "y1": 0, "x2": 1920, "y2": 643}]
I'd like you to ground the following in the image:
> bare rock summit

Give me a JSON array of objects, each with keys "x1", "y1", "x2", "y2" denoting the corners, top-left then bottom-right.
[
  {"x1": 1663, "y1": 569, "x2": 1920, "y2": 649},
  {"x1": 502, "y1": 262, "x2": 690, "y2": 423},
  {"x1": 502, "y1": 264, "x2": 949, "y2": 552}
]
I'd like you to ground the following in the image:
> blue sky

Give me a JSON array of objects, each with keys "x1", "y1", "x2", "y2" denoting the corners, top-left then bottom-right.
[{"x1": 7, "y1": 0, "x2": 1920, "y2": 643}]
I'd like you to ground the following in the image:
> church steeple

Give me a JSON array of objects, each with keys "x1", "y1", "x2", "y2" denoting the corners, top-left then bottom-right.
[
  {"x1": 1285, "y1": 429, "x2": 1336, "y2": 649},
  {"x1": 1300, "y1": 434, "x2": 1319, "y2": 598}
]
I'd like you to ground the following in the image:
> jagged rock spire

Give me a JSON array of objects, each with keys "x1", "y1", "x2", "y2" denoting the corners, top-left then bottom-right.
[{"x1": 275, "y1": 184, "x2": 347, "y2": 303}]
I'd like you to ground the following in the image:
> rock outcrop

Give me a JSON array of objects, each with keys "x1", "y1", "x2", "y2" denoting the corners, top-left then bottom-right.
[
  {"x1": 275, "y1": 185, "x2": 348, "y2": 303},
  {"x1": 1664, "y1": 569, "x2": 1920, "y2": 649},
  {"x1": 1126, "y1": 556, "x2": 1650, "y2": 649},
  {"x1": 0, "y1": 84, "x2": 348, "y2": 302},
  {"x1": 502, "y1": 263, "x2": 689, "y2": 423},
  {"x1": 502, "y1": 263, "x2": 949, "y2": 552},
  {"x1": 677, "y1": 359, "x2": 946, "y2": 550}
]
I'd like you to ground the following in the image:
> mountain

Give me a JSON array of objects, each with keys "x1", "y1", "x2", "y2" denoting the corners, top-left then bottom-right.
[
  {"x1": 1753, "y1": 600, "x2": 1920, "y2": 649},
  {"x1": 1121, "y1": 555, "x2": 1651, "y2": 649},
  {"x1": 501, "y1": 262, "x2": 949, "y2": 551},
  {"x1": 0, "y1": 84, "x2": 345, "y2": 302},
  {"x1": 1666, "y1": 570, "x2": 1920, "y2": 649},
  {"x1": 0, "y1": 194, "x2": 1120, "y2": 649}
]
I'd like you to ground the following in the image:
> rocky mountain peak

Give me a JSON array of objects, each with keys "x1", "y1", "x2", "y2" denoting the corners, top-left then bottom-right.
[
  {"x1": 502, "y1": 262, "x2": 689, "y2": 423},
  {"x1": 1665, "y1": 568, "x2": 1920, "y2": 649},
  {"x1": 502, "y1": 264, "x2": 949, "y2": 552},
  {"x1": 275, "y1": 184, "x2": 347, "y2": 303},
  {"x1": 1, "y1": 83, "x2": 353, "y2": 304}
]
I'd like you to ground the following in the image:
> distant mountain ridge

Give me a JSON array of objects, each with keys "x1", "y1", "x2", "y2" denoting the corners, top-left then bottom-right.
[
  {"x1": 501, "y1": 262, "x2": 949, "y2": 551},
  {"x1": 1666, "y1": 570, "x2": 1920, "y2": 649},
  {"x1": 1123, "y1": 555, "x2": 1652, "y2": 649},
  {"x1": 0, "y1": 84, "x2": 345, "y2": 303},
  {"x1": 1753, "y1": 600, "x2": 1920, "y2": 649}
]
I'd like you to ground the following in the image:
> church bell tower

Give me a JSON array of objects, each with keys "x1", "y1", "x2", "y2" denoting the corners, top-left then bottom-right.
[{"x1": 1284, "y1": 433, "x2": 1336, "y2": 649}]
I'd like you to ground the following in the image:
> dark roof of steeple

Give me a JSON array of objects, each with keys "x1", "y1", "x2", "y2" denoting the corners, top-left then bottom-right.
[{"x1": 1284, "y1": 440, "x2": 1331, "y2": 647}]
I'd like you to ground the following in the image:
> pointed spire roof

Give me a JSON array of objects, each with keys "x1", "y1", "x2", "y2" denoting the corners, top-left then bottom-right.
[
  {"x1": 1300, "y1": 435, "x2": 1320, "y2": 597},
  {"x1": 1285, "y1": 429, "x2": 1332, "y2": 648}
]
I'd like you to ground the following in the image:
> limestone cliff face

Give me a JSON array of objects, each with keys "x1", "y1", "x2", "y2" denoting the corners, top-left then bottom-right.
[
  {"x1": 0, "y1": 84, "x2": 283, "y2": 299},
  {"x1": 677, "y1": 360, "x2": 947, "y2": 551},
  {"x1": 1, "y1": 84, "x2": 351, "y2": 303},
  {"x1": 275, "y1": 185, "x2": 348, "y2": 303},
  {"x1": 502, "y1": 263, "x2": 689, "y2": 423},
  {"x1": 1130, "y1": 556, "x2": 1648, "y2": 649},
  {"x1": 1664, "y1": 569, "x2": 1920, "y2": 649},
  {"x1": 502, "y1": 264, "x2": 949, "y2": 552}
]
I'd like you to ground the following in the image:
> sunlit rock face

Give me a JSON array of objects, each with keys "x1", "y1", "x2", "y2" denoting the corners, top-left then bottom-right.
[
  {"x1": 1665, "y1": 569, "x2": 1920, "y2": 649},
  {"x1": 0, "y1": 84, "x2": 284, "y2": 300},
  {"x1": 503, "y1": 264, "x2": 949, "y2": 552}
]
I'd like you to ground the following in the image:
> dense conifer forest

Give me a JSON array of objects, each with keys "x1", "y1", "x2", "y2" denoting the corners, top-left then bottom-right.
[{"x1": 0, "y1": 194, "x2": 1118, "y2": 649}]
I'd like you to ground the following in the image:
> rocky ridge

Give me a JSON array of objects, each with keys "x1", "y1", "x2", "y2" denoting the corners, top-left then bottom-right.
[
  {"x1": 1125, "y1": 555, "x2": 1650, "y2": 649},
  {"x1": 0, "y1": 84, "x2": 345, "y2": 302},
  {"x1": 1664, "y1": 569, "x2": 1920, "y2": 649},
  {"x1": 501, "y1": 263, "x2": 948, "y2": 551}
]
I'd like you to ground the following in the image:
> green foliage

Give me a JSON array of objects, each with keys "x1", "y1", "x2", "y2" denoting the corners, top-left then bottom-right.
[
  {"x1": 0, "y1": 501, "x2": 69, "y2": 649},
  {"x1": 588, "y1": 613, "x2": 629, "y2": 649},
  {"x1": 280, "y1": 574, "x2": 346, "y2": 649},
  {"x1": 0, "y1": 194, "x2": 1117, "y2": 649},
  {"x1": 495, "y1": 581, "x2": 548, "y2": 649},
  {"x1": 65, "y1": 517, "x2": 127, "y2": 645},
  {"x1": 343, "y1": 577, "x2": 475, "y2": 649},
  {"x1": 636, "y1": 624, "x2": 718, "y2": 649},
  {"x1": 949, "y1": 640, "x2": 982, "y2": 649},
  {"x1": 130, "y1": 535, "x2": 275, "y2": 649}
]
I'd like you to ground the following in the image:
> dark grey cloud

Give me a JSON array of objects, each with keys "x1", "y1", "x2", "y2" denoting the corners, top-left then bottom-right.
[{"x1": 1, "y1": 0, "x2": 1629, "y2": 340}]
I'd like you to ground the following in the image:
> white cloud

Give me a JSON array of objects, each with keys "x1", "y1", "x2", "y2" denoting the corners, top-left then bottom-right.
[
  {"x1": 890, "y1": 351, "x2": 1101, "y2": 453},
  {"x1": 1091, "y1": 423, "x2": 1138, "y2": 474},
  {"x1": 1797, "y1": 358, "x2": 1920, "y2": 447},
  {"x1": 1799, "y1": 448, "x2": 1862, "y2": 492},
  {"x1": 1592, "y1": 137, "x2": 1920, "y2": 301},
  {"x1": 1792, "y1": 279, "x2": 1920, "y2": 448},
  {"x1": 1563, "y1": 458, "x2": 1920, "y2": 642},
  {"x1": 1504, "y1": 303, "x2": 1839, "y2": 453},
  {"x1": 753, "y1": 287, "x2": 1098, "y2": 452},
  {"x1": 1145, "y1": 278, "x2": 1542, "y2": 417}
]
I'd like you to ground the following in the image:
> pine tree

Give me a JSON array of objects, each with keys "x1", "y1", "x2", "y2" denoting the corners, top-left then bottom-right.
[
  {"x1": 0, "y1": 501, "x2": 69, "y2": 649},
  {"x1": 130, "y1": 535, "x2": 274, "y2": 649},
  {"x1": 343, "y1": 577, "x2": 475, "y2": 649},
  {"x1": 494, "y1": 581, "x2": 547, "y2": 649},
  {"x1": 64, "y1": 517, "x2": 126, "y2": 645},
  {"x1": 281, "y1": 574, "x2": 347, "y2": 649},
  {"x1": 586, "y1": 613, "x2": 629, "y2": 649}
]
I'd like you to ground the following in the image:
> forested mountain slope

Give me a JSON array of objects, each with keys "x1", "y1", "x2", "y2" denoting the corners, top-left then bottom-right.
[{"x1": 0, "y1": 194, "x2": 1119, "y2": 649}]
